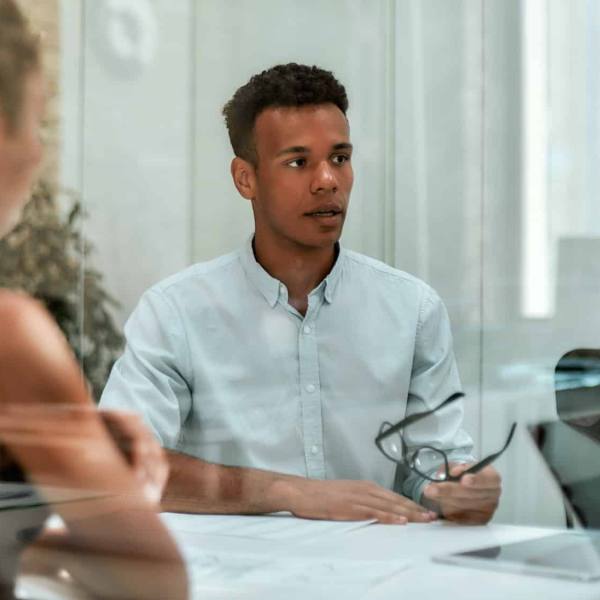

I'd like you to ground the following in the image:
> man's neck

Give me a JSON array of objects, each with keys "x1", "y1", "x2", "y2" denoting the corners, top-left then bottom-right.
[{"x1": 253, "y1": 233, "x2": 337, "y2": 316}]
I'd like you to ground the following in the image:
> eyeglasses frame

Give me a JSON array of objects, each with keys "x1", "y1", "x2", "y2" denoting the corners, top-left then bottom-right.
[{"x1": 375, "y1": 392, "x2": 517, "y2": 483}]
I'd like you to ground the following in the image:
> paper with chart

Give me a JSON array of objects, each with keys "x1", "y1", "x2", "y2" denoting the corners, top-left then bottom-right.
[
  {"x1": 162, "y1": 511, "x2": 375, "y2": 542},
  {"x1": 162, "y1": 514, "x2": 410, "y2": 598},
  {"x1": 175, "y1": 534, "x2": 410, "y2": 598},
  {"x1": 186, "y1": 549, "x2": 410, "y2": 596}
]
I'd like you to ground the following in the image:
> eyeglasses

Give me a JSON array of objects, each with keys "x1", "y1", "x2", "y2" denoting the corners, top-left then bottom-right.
[{"x1": 375, "y1": 392, "x2": 517, "y2": 482}]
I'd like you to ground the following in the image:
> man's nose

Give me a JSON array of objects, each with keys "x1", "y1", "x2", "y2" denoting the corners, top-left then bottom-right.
[{"x1": 310, "y1": 161, "x2": 338, "y2": 194}]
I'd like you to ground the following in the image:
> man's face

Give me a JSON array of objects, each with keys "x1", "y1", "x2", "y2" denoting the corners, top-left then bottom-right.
[{"x1": 250, "y1": 103, "x2": 353, "y2": 251}]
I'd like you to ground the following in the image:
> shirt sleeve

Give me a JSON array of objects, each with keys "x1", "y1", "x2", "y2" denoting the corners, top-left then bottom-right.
[
  {"x1": 400, "y1": 285, "x2": 475, "y2": 503},
  {"x1": 99, "y1": 288, "x2": 193, "y2": 449}
]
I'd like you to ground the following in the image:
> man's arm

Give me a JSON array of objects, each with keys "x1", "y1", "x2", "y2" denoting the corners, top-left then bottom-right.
[
  {"x1": 400, "y1": 285, "x2": 475, "y2": 503},
  {"x1": 162, "y1": 450, "x2": 436, "y2": 524},
  {"x1": 99, "y1": 288, "x2": 193, "y2": 449},
  {"x1": 402, "y1": 285, "x2": 501, "y2": 523}
]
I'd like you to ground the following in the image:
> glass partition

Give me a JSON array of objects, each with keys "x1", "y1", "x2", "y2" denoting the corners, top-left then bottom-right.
[{"x1": 49, "y1": 0, "x2": 600, "y2": 529}]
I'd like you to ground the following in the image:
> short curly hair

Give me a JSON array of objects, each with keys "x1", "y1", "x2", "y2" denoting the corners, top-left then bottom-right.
[
  {"x1": 222, "y1": 63, "x2": 348, "y2": 166},
  {"x1": 0, "y1": 0, "x2": 40, "y2": 133}
]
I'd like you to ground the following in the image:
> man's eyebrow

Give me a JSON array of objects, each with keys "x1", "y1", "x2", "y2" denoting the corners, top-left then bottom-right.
[
  {"x1": 332, "y1": 143, "x2": 353, "y2": 152},
  {"x1": 275, "y1": 142, "x2": 353, "y2": 157},
  {"x1": 276, "y1": 146, "x2": 309, "y2": 157}
]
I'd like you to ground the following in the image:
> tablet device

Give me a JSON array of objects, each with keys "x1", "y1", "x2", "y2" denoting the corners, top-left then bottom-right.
[{"x1": 434, "y1": 531, "x2": 600, "y2": 582}]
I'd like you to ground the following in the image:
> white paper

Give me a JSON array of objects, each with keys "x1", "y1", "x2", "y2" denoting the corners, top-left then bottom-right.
[
  {"x1": 161, "y1": 511, "x2": 375, "y2": 543},
  {"x1": 161, "y1": 514, "x2": 410, "y2": 599},
  {"x1": 190, "y1": 551, "x2": 408, "y2": 594},
  {"x1": 177, "y1": 538, "x2": 410, "y2": 600}
]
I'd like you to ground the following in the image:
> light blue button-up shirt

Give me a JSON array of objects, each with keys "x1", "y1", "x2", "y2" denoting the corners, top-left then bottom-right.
[{"x1": 100, "y1": 238, "x2": 474, "y2": 502}]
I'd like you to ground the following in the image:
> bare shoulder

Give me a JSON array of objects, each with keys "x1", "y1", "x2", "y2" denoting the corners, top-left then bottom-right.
[
  {"x1": 0, "y1": 290, "x2": 56, "y2": 342},
  {"x1": 0, "y1": 288, "x2": 44, "y2": 317},
  {"x1": 0, "y1": 289, "x2": 72, "y2": 366}
]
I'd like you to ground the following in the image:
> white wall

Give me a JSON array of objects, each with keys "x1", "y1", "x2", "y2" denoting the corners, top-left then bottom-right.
[
  {"x1": 191, "y1": 0, "x2": 396, "y2": 264},
  {"x1": 61, "y1": 0, "x2": 195, "y2": 327}
]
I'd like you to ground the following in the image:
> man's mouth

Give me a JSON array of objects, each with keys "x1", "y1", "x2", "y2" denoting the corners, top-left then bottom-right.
[{"x1": 305, "y1": 206, "x2": 343, "y2": 218}]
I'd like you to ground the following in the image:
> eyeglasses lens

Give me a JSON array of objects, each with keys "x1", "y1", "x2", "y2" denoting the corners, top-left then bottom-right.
[
  {"x1": 412, "y1": 447, "x2": 448, "y2": 481},
  {"x1": 380, "y1": 426, "x2": 404, "y2": 461}
]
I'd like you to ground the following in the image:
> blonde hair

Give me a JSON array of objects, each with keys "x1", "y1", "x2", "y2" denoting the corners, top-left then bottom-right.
[{"x1": 0, "y1": 0, "x2": 40, "y2": 132}]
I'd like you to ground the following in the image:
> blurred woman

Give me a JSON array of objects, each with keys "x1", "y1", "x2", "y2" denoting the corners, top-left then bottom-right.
[{"x1": 0, "y1": 1, "x2": 188, "y2": 598}]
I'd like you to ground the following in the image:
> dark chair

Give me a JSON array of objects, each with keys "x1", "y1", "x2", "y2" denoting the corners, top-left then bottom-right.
[
  {"x1": 555, "y1": 349, "x2": 600, "y2": 440},
  {"x1": 552, "y1": 349, "x2": 600, "y2": 527}
]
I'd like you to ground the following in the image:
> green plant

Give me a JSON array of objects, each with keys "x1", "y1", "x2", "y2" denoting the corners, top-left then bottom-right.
[{"x1": 0, "y1": 180, "x2": 124, "y2": 401}]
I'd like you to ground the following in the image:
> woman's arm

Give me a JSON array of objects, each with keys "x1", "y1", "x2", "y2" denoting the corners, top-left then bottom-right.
[{"x1": 0, "y1": 290, "x2": 188, "y2": 599}]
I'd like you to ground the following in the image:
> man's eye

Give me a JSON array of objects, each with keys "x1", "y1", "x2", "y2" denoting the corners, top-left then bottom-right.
[
  {"x1": 332, "y1": 154, "x2": 350, "y2": 165},
  {"x1": 287, "y1": 158, "x2": 306, "y2": 168}
]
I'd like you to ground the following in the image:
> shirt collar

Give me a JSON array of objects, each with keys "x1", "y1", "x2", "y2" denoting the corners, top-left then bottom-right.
[
  {"x1": 240, "y1": 236, "x2": 345, "y2": 308},
  {"x1": 322, "y1": 244, "x2": 344, "y2": 304},
  {"x1": 240, "y1": 236, "x2": 281, "y2": 307}
]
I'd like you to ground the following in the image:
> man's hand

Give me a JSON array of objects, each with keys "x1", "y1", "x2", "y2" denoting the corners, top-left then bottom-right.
[
  {"x1": 282, "y1": 478, "x2": 437, "y2": 524},
  {"x1": 101, "y1": 410, "x2": 168, "y2": 505},
  {"x1": 422, "y1": 464, "x2": 501, "y2": 524},
  {"x1": 163, "y1": 452, "x2": 437, "y2": 522}
]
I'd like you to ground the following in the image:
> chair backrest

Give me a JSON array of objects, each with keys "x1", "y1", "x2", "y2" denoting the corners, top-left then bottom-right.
[
  {"x1": 548, "y1": 349, "x2": 600, "y2": 527},
  {"x1": 555, "y1": 348, "x2": 600, "y2": 434}
]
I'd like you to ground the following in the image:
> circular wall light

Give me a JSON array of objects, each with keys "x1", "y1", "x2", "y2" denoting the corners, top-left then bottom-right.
[{"x1": 90, "y1": 0, "x2": 159, "y2": 79}]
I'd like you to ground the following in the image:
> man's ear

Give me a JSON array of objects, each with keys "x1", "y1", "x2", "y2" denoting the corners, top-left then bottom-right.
[{"x1": 230, "y1": 157, "x2": 256, "y2": 201}]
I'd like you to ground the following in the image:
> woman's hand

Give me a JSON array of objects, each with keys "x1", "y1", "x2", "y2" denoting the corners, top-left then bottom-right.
[{"x1": 100, "y1": 410, "x2": 168, "y2": 505}]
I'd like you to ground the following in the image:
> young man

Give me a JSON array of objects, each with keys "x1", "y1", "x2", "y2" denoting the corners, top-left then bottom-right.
[{"x1": 101, "y1": 63, "x2": 501, "y2": 525}]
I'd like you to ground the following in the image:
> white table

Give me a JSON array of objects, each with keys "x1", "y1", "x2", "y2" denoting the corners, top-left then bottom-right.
[
  {"x1": 17, "y1": 513, "x2": 600, "y2": 599},
  {"x1": 331, "y1": 521, "x2": 600, "y2": 600},
  {"x1": 163, "y1": 514, "x2": 600, "y2": 600}
]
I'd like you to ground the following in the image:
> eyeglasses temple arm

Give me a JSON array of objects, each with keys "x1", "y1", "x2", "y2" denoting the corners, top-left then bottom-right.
[
  {"x1": 461, "y1": 422, "x2": 517, "y2": 476},
  {"x1": 382, "y1": 392, "x2": 466, "y2": 437}
]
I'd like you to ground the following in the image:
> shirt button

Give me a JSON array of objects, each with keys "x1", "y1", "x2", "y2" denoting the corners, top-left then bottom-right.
[
  {"x1": 303, "y1": 325, "x2": 312, "y2": 334},
  {"x1": 310, "y1": 445, "x2": 319, "y2": 455},
  {"x1": 305, "y1": 383, "x2": 316, "y2": 393}
]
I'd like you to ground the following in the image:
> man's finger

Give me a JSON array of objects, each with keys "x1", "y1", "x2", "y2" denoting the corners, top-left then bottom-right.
[
  {"x1": 354, "y1": 507, "x2": 407, "y2": 525},
  {"x1": 448, "y1": 463, "x2": 471, "y2": 477},
  {"x1": 443, "y1": 508, "x2": 495, "y2": 525},
  {"x1": 358, "y1": 504, "x2": 432, "y2": 524},
  {"x1": 461, "y1": 466, "x2": 501, "y2": 487},
  {"x1": 351, "y1": 495, "x2": 435, "y2": 522},
  {"x1": 424, "y1": 482, "x2": 499, "y2": 502},
  {"x1": 366, "y1": 487, "x2": 437, "y2": 521},
  {"x1": 367, "y1": 485, "x2": 430, "y2": 514},
  {"x1": 429, "y1": 493, "x2": 499, "y2": 510}
]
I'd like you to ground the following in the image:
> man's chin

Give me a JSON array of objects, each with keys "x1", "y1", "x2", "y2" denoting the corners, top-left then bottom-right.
[
  {"x1": 300, "y1": 230, "x2": 343, "y2": 250},
  {"x1": 304, "y1": 220, "x2": 345, "y2": 246}
]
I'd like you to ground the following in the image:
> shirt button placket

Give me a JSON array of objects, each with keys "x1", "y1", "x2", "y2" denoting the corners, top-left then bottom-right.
[{"x1": 298, "y1": 312, "x2": 325, "y2": 479}]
